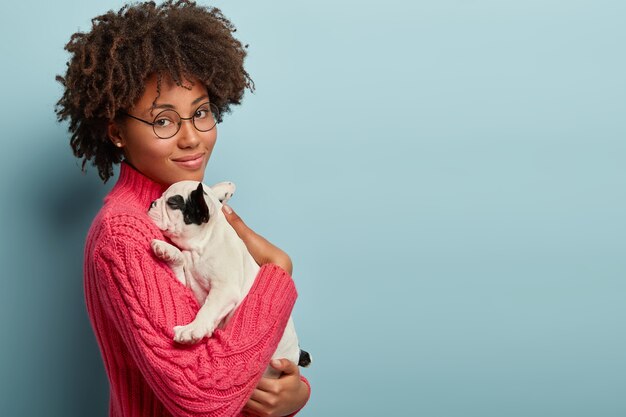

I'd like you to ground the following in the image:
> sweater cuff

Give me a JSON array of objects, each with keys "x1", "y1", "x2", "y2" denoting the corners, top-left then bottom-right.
[{"x1": 248, "y1": 263, "x2": 297, "y2": 300}]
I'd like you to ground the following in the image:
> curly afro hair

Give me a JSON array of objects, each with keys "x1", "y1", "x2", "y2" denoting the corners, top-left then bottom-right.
[{"x1": 55, "y1": 0, "x2": 254, "y2": 182}]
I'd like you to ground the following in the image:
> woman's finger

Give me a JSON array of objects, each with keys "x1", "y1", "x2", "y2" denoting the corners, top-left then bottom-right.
[
  {"x1": 221, "y1": 204, "x2": 293, "y2": 274},
  {"x1": 251, "y1": 375, "x2": 281, "y2": 395},
  {"x1": 248, "y1": 385, "x2": 276, "y2": 405},
  {"x1": 222, "y1": 204, "x2": 254, "y2": 241},
  {"x1": 269, "y1": 358, "x2": 298, "y2": 376},
  {"x1": 243, "y1": 397, "x2": 266, "y2": 416},
  {"x1": 222, "y1": 204, "x2": 267, "y2": 261}
]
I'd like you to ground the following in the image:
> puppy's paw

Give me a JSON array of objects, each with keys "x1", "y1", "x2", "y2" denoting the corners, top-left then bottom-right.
[
  {"x1": 173, "y1": 322, "x2": 214, "y2": 344},
  {"x1": 210, "y1": 181, "x2": 236, "y2": 204},
  {"x1": 151, "y1": 240, "x2": 183, "y2": 265},
  {"x1": 298, "y1": 350, "x2": 313, "y2": 368}
]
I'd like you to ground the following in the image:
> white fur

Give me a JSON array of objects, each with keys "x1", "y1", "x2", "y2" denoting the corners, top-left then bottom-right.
[{"x1": 148, "y1": 180, "x2": 300, "y2": 378}]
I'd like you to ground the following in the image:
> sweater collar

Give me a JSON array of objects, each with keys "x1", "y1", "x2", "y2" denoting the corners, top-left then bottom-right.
[{"x1": 106, "y1": 162, "x2": 168, "y2": 208}]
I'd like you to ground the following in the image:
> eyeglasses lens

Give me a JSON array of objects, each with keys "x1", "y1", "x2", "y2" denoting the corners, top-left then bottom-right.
[{"x1": 193, "y1": 103, "x2": 218, "y2": 132}]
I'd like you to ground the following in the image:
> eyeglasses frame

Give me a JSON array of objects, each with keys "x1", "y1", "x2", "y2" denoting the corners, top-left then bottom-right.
[{"x1": 120, "y1": 102, "x2": 219, "y2": 139}]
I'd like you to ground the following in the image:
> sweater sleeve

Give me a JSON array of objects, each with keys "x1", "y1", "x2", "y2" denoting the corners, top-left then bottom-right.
[{"x1": 91, "y1": 214, "x2": 297, "y2": 417}]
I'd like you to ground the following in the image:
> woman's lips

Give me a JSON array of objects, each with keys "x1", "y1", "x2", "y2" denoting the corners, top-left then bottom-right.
[{"x1": 172, "y1": 153, "x2": 205, "y2": 169}]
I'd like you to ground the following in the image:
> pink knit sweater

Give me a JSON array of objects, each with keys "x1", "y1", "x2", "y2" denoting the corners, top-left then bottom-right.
[{"x1": 84, "y1": 162, "x2": 309, "y2": 417}]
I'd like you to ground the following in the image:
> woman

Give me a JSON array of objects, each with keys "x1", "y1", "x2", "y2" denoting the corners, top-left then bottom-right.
[{"x1": 55, "y1": 1, "x2": 310, "y2": 416}]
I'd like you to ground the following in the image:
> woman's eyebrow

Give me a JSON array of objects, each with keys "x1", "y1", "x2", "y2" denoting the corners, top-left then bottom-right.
[
  {"x1": 191, "y1": 95, "x2": 210, "y2": 105},
  {"x1": 148, "y1": 95, "x2": 209, "y2": 113}
]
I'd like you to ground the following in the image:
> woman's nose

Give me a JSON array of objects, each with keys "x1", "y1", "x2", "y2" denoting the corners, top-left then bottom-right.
[{"x1": 176, "y1": 119, "x2": 200, "y2": 148}]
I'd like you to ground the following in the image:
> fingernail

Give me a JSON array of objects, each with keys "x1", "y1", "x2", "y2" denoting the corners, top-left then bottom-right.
[
  {"x1": 271, "y1": 359, "x2": 281, "y2": 368},
  {"x1": 222, "y1": 204, "x2": 232, "y2": 214}
]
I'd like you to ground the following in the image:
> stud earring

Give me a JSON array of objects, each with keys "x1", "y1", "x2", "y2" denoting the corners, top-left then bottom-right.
[{"x1": 115, "y1": 142, "x2": 123, "y2": 148}]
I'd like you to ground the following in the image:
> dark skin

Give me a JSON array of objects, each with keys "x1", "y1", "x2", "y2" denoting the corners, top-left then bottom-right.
[{"x1": 56, "y1": 0, "x2": 254, "y2": 183}]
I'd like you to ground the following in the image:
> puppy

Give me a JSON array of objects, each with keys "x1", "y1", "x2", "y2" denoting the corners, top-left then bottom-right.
[{"x1": 148, "y1": 180, "x2": 310, "y2": 377}]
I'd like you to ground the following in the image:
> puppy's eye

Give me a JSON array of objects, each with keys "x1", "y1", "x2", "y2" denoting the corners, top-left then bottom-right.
[
  {"x1": 166, "y1": 195, "x2": 185, "y2": 210},
  {"x1": 150, "y1": 201, "x2": 157, "y2": 209}
]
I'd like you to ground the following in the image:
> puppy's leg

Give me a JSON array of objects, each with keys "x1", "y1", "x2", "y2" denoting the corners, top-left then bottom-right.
[
  {"x1": 151, "y1": 240, "x2": 185, "y2": 285},
  {"x1": 173, "y1": 286, "x2": 239, "y2": 344}
]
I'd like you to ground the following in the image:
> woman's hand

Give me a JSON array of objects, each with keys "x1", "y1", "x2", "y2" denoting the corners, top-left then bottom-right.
[
  {"x1": 243, "y1": 359, "x2": 310, "y2": 417},
  {"x1": 222, "y1": 204, "x2": 293, "y2": 275},
  {"x1": 223, "y1": 205, "x2": 307, "y2": 415}
]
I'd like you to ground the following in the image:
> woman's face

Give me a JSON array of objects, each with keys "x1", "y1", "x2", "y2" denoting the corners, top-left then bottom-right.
[{"x1": 110, "y1": 74, "x2": 217, "y2": 186}]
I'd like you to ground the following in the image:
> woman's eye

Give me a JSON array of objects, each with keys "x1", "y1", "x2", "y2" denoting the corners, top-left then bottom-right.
[
  {"x1": 155, "y1": 118, "x2": 172, "y2": 127},
  {"x1": 195, "y1": 109, "x2": 209, "y2": 119}
]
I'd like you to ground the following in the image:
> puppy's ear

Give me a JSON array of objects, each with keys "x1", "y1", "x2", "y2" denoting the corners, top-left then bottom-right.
[{"x1": 184, "y1": 183, "x2": 210, "y2": 225}]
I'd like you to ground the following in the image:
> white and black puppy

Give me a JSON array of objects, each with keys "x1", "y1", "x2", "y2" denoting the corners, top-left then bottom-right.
[{"x1": 148, "y1": 180, "x2": 310, "y2": 377}]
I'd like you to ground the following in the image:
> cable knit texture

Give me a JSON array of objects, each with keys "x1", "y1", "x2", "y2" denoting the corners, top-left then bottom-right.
[{"x1": 84, "y1": 162, "x2": 309, "y2": 417}]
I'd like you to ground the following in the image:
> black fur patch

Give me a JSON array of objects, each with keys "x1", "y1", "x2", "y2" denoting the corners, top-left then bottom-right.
[
  {"x1": 298, "y1": 349, "x2": 312, "y2": 368},
  {"x1": 167, "y1": 183, "x2": 210, "y2": 225}
]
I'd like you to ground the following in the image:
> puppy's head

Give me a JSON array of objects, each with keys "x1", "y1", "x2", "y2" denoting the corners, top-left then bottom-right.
[{"x1": 148, "y1": 181, "x2": 218, "y2": 244}]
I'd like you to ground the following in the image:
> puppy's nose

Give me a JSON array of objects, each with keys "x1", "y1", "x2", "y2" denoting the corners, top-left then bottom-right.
[{"x1": 150, "y1": 201, "x2": 157, "y2": 209}]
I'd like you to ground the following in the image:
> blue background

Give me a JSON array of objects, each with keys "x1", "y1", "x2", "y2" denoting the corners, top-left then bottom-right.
[{"x1": 1, "y1": 1, "x2": 625, "y2": 416}]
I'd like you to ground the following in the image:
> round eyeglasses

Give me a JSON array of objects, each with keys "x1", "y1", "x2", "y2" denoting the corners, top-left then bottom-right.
[{"x1": 121, "y1": 102, "x2": 220, "y2": 139}]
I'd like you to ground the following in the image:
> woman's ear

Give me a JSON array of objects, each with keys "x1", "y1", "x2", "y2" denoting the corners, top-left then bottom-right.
[{"x1": 108, "y1": 121, "x2": 125, "y2": 148}]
